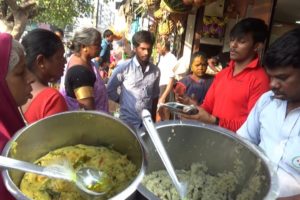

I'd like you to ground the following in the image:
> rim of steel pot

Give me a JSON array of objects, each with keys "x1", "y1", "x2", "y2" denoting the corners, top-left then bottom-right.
[
  {"x1": 138, "y1": 120, "x2": 279, "y2": 200},
  {"x1": 1, "y1": 111, "x2": 146, "y2": 200}
]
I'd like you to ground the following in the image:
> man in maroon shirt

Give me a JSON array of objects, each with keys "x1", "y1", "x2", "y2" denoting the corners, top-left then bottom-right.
[{"x1": 182, "y1": 18, "x2": 270, "y2": 132}]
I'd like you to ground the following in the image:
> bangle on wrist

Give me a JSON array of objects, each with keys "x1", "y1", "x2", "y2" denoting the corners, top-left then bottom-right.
[{"x1": 215, "y1": 117, "x2": 219, "y2": 125}]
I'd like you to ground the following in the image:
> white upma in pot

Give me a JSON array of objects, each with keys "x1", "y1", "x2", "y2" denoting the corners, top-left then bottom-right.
[{"x1": 143, "y1": 161, "x2": 265, "y2": 200}]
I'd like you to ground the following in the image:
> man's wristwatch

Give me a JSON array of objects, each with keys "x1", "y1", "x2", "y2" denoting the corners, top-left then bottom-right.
[{"x1": 215, "y1": 117, "x2": 219, "y2": 125}]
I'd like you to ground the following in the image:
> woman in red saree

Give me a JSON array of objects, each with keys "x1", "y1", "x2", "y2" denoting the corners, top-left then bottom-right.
[{"x1": 0, "y1": 33, "x2": 35, "y2": 200}]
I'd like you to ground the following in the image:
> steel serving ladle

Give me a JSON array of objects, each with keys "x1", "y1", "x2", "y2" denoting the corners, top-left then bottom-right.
[
  {"x1": 0, "y1": 155, "x2": 112, "y2": 196},
  {"x1": 142, "y1": 109, "x2": 188, "y2": 200}
]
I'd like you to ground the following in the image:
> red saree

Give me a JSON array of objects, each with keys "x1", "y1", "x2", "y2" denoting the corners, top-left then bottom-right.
[{"x1": 0, "y1": 33, "x2": 25, "y2": 200}]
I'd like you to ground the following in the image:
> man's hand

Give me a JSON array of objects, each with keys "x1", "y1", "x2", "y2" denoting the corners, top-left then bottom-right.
[
  {"x1": 157, "y1": 98, "x2": 167, "y2": 121},
  {"x1": 175, "y1": 93, "x2": 197, "y2": 106},
  {"x1": 109, "y1": 61, "x2": 116, "y2": 69},
  {"x1": 181, "y1": 106, "x2": 217, "y2": 124},
  {"x1": 158, "y1": 97, "x2": 166, "y2": 105}
]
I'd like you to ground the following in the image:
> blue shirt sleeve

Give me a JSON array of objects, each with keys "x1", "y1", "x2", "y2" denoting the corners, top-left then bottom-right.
[
  {"x1": 153, "y1": 70, "x2": 160, "y2": 98},
  {"x1": 237, "y1": 92, "x2": 272, "y2": 144},
  {"x1": 100, "y1": 40, "x2": 108, "y2": 57},
  {"x1": 107, "y1": 63, "x2": 125, "y2": 102}
]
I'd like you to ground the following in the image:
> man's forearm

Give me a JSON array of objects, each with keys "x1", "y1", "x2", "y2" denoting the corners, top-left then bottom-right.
[
  {"x1": 107, "y1": 83, "x2": 120, "y2": 103},
  {"x1": 159, "y1": 79, "x2": 174, "y2": 103}
]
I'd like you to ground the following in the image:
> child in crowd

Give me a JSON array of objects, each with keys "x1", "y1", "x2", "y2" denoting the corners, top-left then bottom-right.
[
  {"x1": 174, "y1": 52, "x2": 214, "y2": 105},
  {"x1": 206, "y1": 55, "x2": 222, "y2": 75}
]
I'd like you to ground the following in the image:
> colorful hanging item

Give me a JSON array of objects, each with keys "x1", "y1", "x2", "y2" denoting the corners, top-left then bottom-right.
[
  {"x1": 158, "y1": 19, "x2": 175, "y2": 35},
  {"x1": 160, "y1": 0, "x2": 192, "y2": 13},
  {"x1": 154, "y1": 8, "x2": 164, "y2": 20},
  {"x1": 181, "y1": 0, "x2": 217, "y2": 7},
  {"x1": 146, "y1": 0, "x2": 161, "y2": 8},
  {"x1": 202, "y1": 16, "x2": 227, "y2": 39}
]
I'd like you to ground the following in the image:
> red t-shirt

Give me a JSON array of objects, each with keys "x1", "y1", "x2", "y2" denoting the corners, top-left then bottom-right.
[
  {"x1": 201, "y1": 57, "x2": 269, "y2": 132},
  {"x1": 24, "y1": 88, "x2": 68, "y2": 124}
]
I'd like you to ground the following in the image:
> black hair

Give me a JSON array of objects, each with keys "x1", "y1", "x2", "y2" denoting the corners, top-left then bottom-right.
[
  {"x1": 103, "y1": 29, "x2": 114, "y2": 38},
  {"x1": 132, "y1": 30, "x2": 155, "y2": 48},
  {"x1": 53, "y1": 28, "x2": 64, "y2": 37},
  {"x1": 217, "y1": 51, "x2": 230, "y2": 68},
  {"x1": 264, "y1": 28, "x2": 300, "y2": 69},
  {"x1": 190, "y1": 51, "x2": 207, "y2": 67},
  {"x1": 21, "y1": 29, "x2": 63, "y2": 71},
  {"x1": 165, "y1": 41, "x2": 171, "y2": 51},
  {"x1": 67, "y1": 27, "x2": 101, "y2": 53},
  {"x1": 230, "y1": 18, "x2": 268, "y2": 44},
  {"x1": 157, "y1": 38, "x2": 171, "y2": 51}
]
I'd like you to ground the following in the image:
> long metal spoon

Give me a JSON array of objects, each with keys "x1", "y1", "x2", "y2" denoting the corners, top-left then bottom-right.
[
  {"x1": 142, "y1": 109, "x2": 188, "y2": 199},
  {"x1": 0, "y1": 156, "x2": 111, "y2": 196}
]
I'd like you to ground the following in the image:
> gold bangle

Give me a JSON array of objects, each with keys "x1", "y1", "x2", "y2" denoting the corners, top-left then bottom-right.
[{"x1": 74, "y1": 86, "x2": 94, "y2": 100}]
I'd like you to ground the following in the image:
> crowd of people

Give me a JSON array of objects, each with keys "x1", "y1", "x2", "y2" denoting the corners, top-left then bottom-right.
[{"x1": 1, "y1": 16, "x2": 300, "y2": 199}]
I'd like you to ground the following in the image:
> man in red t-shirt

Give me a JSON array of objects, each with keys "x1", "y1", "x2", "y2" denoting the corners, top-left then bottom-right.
[{"x1": 182, "y1": 18, "x2": 270, "y2": 132}]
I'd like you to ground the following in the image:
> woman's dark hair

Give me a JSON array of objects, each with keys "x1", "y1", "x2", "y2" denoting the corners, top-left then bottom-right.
[
  {"x1": 21, "y1": 29, "x2": 63, "y2": 71},
  {"x1": 264, "y1": 28, "x2": 300, "y2": 69},
  {"x1": 67, "y1": 27, "x2": 101, "y2": 53},
  {"x1": 132, "y1": 30, "x2": 155, "y2": 48},
  {"x1": 53, "y1": 28, "x2": 64, "y2": 37},
  {"x1": 230, "y1": 18, "x2": 268, "y2": 44}
]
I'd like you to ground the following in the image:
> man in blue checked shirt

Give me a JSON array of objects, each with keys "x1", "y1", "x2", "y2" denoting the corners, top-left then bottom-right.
[{"x1": 107, "y1": 30, "x2": 160, "y2": 132}]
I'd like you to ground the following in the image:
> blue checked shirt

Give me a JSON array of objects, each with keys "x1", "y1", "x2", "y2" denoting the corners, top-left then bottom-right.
[{"x1": 107, "y1": 56, "x2": 160, "y2": 131}]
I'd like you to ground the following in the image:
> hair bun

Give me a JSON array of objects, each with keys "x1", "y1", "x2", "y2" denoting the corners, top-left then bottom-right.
[{"x1": 66, "y1": 41, "x2": 75, "y2": 50}]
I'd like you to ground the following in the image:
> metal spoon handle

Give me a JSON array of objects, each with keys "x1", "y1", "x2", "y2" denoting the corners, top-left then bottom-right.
[
  {"x1": 0, "y1": 156, "x2": 72, "y2": 181},
  {"x1": 142, "y1": 110, "x2": 186, "y2": 199}
]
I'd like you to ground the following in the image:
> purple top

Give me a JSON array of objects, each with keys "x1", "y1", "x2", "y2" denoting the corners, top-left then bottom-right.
[{"x1": 60, "y1": 55, "x2": 108, "y2": 112}]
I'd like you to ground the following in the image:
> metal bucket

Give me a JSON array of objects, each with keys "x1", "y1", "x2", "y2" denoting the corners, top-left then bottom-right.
[
  {"x1": 2, "y1": 111, "x2": 146, "y2": 200},
  {"x1": 138, "y1": 120, "x2": 278, "y2": 200}
]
